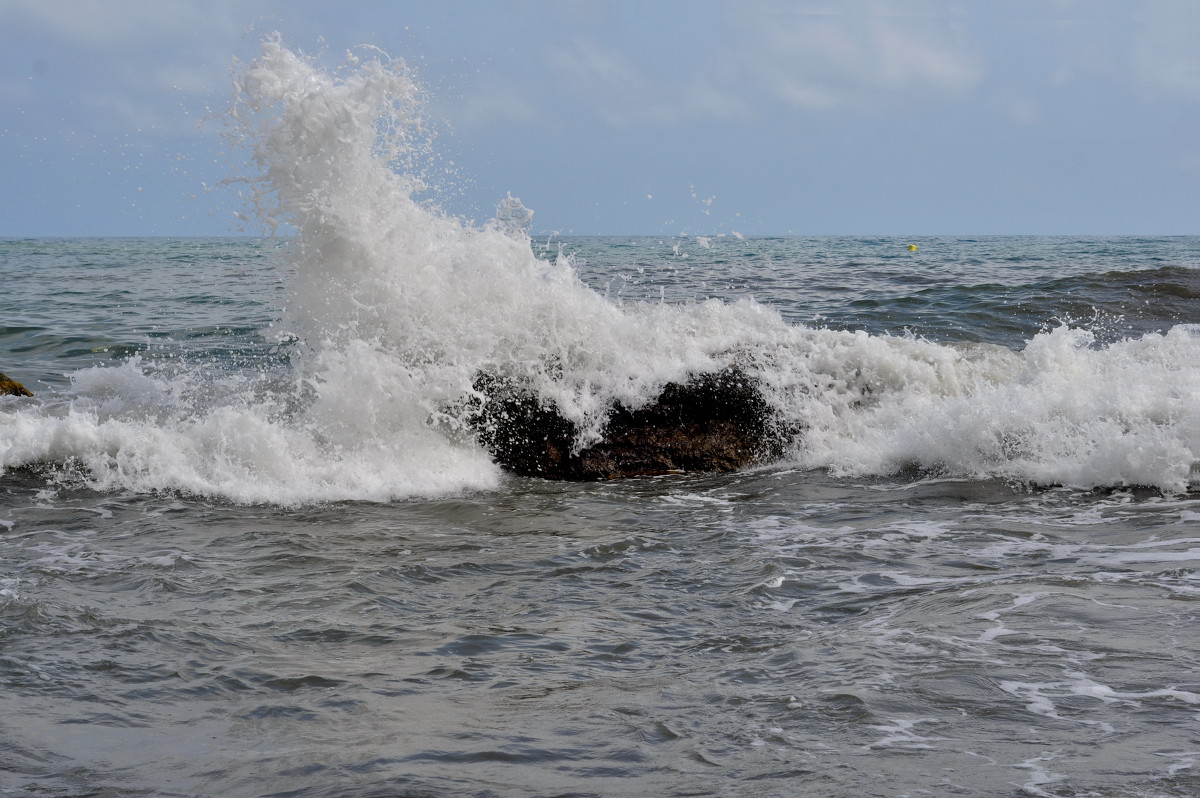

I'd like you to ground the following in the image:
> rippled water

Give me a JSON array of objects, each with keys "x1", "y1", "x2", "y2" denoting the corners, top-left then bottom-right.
[
  {"x1": 4, "y1": 466, "x2": 1200, "y2": 797},
  {"x1": 4, "y1": 235, "x2": 1200, "y2": 796},
  {"x1": 562, "y1": 234, "x2": 1200, "y2": 347},
  {"x1": 0, "y1": 238, "x2": 285, "y2": 388}
]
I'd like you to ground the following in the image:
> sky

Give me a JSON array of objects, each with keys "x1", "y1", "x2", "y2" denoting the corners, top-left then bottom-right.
[{"x1": 2, "y1": 0, "x2": 1198, "y2": 237}]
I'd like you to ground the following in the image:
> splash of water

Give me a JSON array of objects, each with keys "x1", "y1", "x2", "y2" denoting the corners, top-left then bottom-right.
[
  {"x1": 1, "y1": 37, "x2": 1198, "y2": 500},
  {"x1": 225, "y1": 37, "x2": 810, "y2": 454}
]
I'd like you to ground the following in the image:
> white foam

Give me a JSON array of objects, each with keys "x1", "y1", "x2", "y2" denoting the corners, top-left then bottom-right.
[
  {"x1": 795, "y1": 325, "x2": 1200, "y2": 493},
  {"x1": 978, "y1": 624, "x2": 1021, "y2": 643},
  {"x1": 1013, "y1": 753, "x2": 1065, "y2": 797},
  {"x1": 864, "y1": 717, "x2": 946, "y2": 750},
  {"x1": 0, "y1": 359, "x2": 500, "y2": 504},
  {"x1": 1158, "y1": 751, "x2": 1200, "y2": 775},
  {"x1": 999, "y1": 671, "x2": 1200, "y2": 732}
]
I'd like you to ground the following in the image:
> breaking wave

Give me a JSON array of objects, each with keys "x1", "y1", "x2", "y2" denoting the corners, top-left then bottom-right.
[{"x1": 2, "y1": 38, "x2": 1198, "y2": 501}]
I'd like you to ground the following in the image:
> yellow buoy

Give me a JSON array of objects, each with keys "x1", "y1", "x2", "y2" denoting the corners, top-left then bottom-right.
[{"x1": 907, "y1": 244, "x2": 918, "y2": 251}]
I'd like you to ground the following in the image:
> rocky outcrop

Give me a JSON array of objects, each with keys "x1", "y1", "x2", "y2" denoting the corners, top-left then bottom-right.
[
  {"x1": 0, "y1": 372, "x2": 32, "y2": 397},
  {"x1": 467, "y1": 367, "x2": 794, "y2": 480}
]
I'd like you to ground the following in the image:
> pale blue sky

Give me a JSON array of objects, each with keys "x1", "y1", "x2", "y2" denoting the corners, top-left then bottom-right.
[{"x1": 2, "y1": 0, "x2": 1198, "y2": 236}]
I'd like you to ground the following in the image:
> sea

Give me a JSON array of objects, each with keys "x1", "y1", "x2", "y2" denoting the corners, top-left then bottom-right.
[{"x1": 3, "y1": 40, "x2": 1200, "y2": 798}]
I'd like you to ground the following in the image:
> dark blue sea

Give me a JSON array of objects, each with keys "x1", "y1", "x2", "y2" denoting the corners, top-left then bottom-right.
[{"x1": 3, "y1": 41, "x2": 1200, "y2": 798}]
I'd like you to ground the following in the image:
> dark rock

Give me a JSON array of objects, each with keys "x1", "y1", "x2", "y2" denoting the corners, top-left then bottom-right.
[
  {"x1": 0, "y1": 372, "x2": 33, "y2": 397},
  {"x1": 468, "y1": 367, "x2": 794, "y2": 480}
]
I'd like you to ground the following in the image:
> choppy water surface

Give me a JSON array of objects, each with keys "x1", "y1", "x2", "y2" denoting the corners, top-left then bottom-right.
[
  {"x1": 4, "y1": 464, "x2": 1200, "y2": 796},
  {"x1": 4, "y1": 234, "x2": 1200, "y2": 797},
  {"x1": 563, "y1": 234, "x2": 1200, "y2": 348},
  {"x1": 3, "y1": 40, "x2": 1200, "y2": 797}
]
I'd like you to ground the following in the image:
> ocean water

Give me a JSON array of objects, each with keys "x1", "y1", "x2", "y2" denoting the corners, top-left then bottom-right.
[{"x1": 3, "y1": 40, "x2": 1200, "y2": 798}]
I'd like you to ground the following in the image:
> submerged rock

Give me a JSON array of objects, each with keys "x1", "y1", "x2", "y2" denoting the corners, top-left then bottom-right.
[
  {"x1": 0, "y1": 372, "x2": 33, "y2": 397},
  {"x1": 468, "y1": 367, "x2": 794, "y2": 480}
]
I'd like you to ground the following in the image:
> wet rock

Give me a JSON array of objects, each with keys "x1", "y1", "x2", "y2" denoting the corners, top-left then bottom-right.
[
  {"x1": 468, "y1": 367, "x2": 794, "y2": 480},
  {"x1": 0, "y1": 372, "x2": 33, "y2": 397}
]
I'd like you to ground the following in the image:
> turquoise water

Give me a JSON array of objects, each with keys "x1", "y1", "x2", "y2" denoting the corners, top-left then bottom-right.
[{"x1": 3, "y1": 235, "x2": 1200, "y2": 797}]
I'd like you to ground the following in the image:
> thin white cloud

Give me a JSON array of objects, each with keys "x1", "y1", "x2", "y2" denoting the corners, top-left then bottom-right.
[
  {"x1": 6, "y1": 0, "x2": 245, "y2": 49},
  {"x1": 444, "y1": 78, "x2": 543, "y2": 129},
  {"x1": 721, "y1": 5, "x2": 981, "y2": 111},
  {"x1": 542, "y1": 38, "x2": 748, "y2": 127},
  {"x1": 545, "y1": 38, "x2": 645, "y2": 95},
  {"x1": 5, "y1": 0, "x2": 251, "y2": 134},
  {"x1": 990, "y1": 90, "x2": 1042, "y2": 125},
  {"x1": 528, "y1": 2, "x2": 982, "y2": 129},
  {"x1": 525, "y1": 0, "x2": 1193, "y2": 134},
  {"x1": 1131, "y1": 14, "x2": 1200, "y2": 100},
  {"x1": 542, "y1": 39, "x2": 656, "y2": 127}
]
